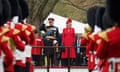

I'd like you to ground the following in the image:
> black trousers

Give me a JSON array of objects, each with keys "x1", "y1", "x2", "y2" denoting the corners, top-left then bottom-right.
[
  {"x1": 32, "y1": 55, "x2": 45, "y2": 66},
  {"x1": 44, "y1": 39, "x2": 56, "y2": 66},
  {"x1": 75, "y1": 53, "x2": 84, "y2": 66},
  {"x1": 14, "y1": 65, "x2": 25, "y2": 72},
  {"x1": 61, "y1": 58, "x2": 75, "y2": 66},
  {"x1": 32, "y1": 55, "x2": 40, "y2": 66},
  {"x1": 25, "y1": 62, "x2": 30, "y2": 72},
  {"x1": 47, "y1": 54, "x2": 54, "y2": 66}
]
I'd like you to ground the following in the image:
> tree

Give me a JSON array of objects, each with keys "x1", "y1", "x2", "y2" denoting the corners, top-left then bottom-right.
[
  {"x1": 53, "y1": 0, "x2": 105, "y2": 23},
  {"x1": 27, "y1": 0, "x2": 59, "y2": 31},
  {"x1": 62, "y1": 0, "x2": 105, "y2": 11}
]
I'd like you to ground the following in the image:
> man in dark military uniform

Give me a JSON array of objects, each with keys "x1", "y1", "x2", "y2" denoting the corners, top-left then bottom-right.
[{"x1": 42, "y1": 18, "x2": 60, "y2": 66}]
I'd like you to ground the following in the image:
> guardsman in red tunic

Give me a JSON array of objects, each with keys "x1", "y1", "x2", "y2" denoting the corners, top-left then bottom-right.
[
  {"x1": 94, "y1": 9, "x2": 113, "y2": 72},
  {"x1": 81, "y1": 6, "x2": 99, "y2": 72},
  {"x1": 96, "y1": 0, "x2": 120, "y2": 72},
  {"x1": 32, "y1": 31, "x2": 44, "y2": 66},
  {"x1": 81, "y1": 24, "x2": 96, "y2": 72},
  {"x1": 23, "y1": 23, "x2": 35, "y2": 72},
  {"x1": 61, "y1": 18, "x2": 76, "y2": 66},
  {"x1": 3, "y1": 0, "x2": 27, "y2": 70},
  {"x1": 18, "y1": 0, "x2": 36, "y2": 71},
  {"x1": 4, "y1": 0, "x2": 26, "y2": 71},
  {"x1": 14, "y1": 22, "x2": 31, "y2": 72},
  {"x1": 81, "y1": 24, "x2": 92, "y2": 56},
  {"x1": 88, "y1": 7, "x2": 105, "y2": 72},
  {"x1": 1, "y1": 0, "x2": 19, "y2": 71},
  {"x1": 89, "y1": 6, "x2": 115, "y2": 72},
  {"x1": 5, "y1": 21, "x2": 26, "y2": 72}
]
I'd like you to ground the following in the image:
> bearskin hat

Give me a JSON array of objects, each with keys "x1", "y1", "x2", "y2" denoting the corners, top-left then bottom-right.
[
  {"x1": 0, "y1": 0, "x2": 2, "y2": 16},
  {"x1": 0, "y1": 0, "x2": 3, "y2": 26},
  {"x1": 18, "y1": 0, "x2": 29, "y2": 20},
  {"x1": 8, "y1": 0, "x2": 19, "y2": 18},
  {"x1": 87, "y1": 6, "x2": 99, "y2": 32},
  {"x1": 95, "y1": 7, "x2": 105, "y2": 29},
  {"x1": 1, "y1": 0, "x2": 11, "y2": 25},
  {"x1": 106, "y1": 0, "x2": 120, "y2": 25},
  {"x1": 66, "y1": 18, "x2": 72, "y2": 24},
  {"x1": 102, "y1": 10, "x2": 113, "y2": 30}
]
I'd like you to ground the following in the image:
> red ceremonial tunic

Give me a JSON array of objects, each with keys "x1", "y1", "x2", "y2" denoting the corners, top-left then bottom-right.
[
  {"x1": 81, "y1": 33, "x2": 98, "y2": 70},
  {"x1": 32, "y1": 38, "x2": 44, "y2": 55},
  {"x1": 4, "y1": 25, "x2": 26, "y2": 71},
  {"x1": 15, "y1": 23, "x2": 30, "y2": 45},
  {"x1": 24, "y1": 23, "x2": 36, "y2": 72},
  {"x1": 0, "y1": 36, "x2": 14, "y2": 72},
  {"x1": 96, "y1": 26, "x2": 120, "y2": 72},
  {"x1": 61, "y1": 28, "x2": 76, "y2": 59}
]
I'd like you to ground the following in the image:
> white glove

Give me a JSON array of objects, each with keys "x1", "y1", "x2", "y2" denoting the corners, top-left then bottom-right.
[
  {"x1": 53, "y1": 40, "x2": 58, "y2": 44},
  {"x1": 92, "y1": 65, "x2": 101, "y2": 72}
]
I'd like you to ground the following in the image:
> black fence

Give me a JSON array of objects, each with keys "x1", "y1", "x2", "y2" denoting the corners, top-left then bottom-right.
[{"x1": 32, "y1": 46, "x2": 87, "y2": 68}]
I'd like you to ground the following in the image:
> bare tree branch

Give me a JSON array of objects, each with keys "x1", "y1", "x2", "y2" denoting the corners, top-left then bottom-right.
[
  {"x1": 61, "y1": 0, "x2": 87, "y2": 11},
  {"x1": 27, "y1": 0, "x2": 59, "y2": 31}
]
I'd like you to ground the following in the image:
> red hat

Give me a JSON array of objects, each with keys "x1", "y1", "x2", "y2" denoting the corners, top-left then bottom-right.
[{"x1": 66, "y1": 18, "x2": 72, "y2": 24}]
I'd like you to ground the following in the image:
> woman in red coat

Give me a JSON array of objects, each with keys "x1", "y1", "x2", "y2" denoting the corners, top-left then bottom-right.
[{"x1": 61, "y1": 18, "x2": 76, "y2": 66}]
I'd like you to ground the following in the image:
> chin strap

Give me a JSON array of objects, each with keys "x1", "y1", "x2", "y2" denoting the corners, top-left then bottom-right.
[
  {"x1": 11, "y1": 16, "x2": 19, "y2": 29},
  {"x1": 23, "y1": 18, "x2": 27, "y2": 24},
  {"x1": 12, "y1": 16, "x2": 19, "y2": 24}
]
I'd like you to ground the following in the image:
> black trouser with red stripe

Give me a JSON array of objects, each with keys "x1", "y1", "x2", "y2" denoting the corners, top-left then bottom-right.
[
  {"x1": 25, "y1": 62, "x2": 30, "y2": 72},
  {"x1": 14, "y1": 65, "x2": 25, "y2": 72}
]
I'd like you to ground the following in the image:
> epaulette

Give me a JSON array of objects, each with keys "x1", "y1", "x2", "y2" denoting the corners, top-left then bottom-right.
[
  {"x1": 89, "y1": 33, "x2": 95, "y2": 40},
  {"x1": 25, "y1": 30, "x2": 31, "y2": 36},
  {"x1": 0, "y1": 27, "x2": 9, "y2": 35},
  {"x1": 82, "y1": 33, "x2": 88, "y2": 40},
  {"x1": 1, "y1": 36, "x2": 10, "y2": 42},
  {"x1": 22, "y1": 24, "x2": 27, "y2": 31},
  {"x1": 13, "y1": 29, "x2": 20, "y2": 35},
  {"x1": 98, "y1": 27, "x2": 114, "y2": 42},
  {"x1": 31, "y1": 25, "x2": 36, "y2": 31},
  {"x1": 98, "y1": 31, "x2": 108, "y2": 42}
]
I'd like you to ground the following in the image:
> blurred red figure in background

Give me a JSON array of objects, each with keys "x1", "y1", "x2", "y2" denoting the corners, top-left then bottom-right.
[{"x1": 32, "y1": 32, "x2": 44, "y2": 66}]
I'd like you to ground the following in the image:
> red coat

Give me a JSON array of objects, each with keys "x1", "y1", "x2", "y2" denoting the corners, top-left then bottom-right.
[
  {"x1": 4, "y1": 25, "x2": 26, "y2": 70},
  {"x1": 25, "y1": 23, "x2": 36, "y2": 45},
  {"x1": 23, "y1": 23, "x2": 35, "y2": 64},
  {"x1": 32, "y1": 38, "x2": 44, "y2": 55},
  {"x1": 81, "y1": 33, "x2": 92, "y2": 56},
  {"x1": 0, "y1": 36, "x2": 14, "y2": 72},
  {"x1": 4, "y1": 28, "x2": 25, "y2": 51},
  {"x1": 81, "y1": 33, "x2": 98, "y2": 70},
  {"x1": 96, "y1": 26, "x2": 120, "y2": 72},
  {"x1": 87, "y1": 34, "x2": 103, "y2": 70},
  {"x1": 61, "y1": 28, "x2": 76, "y2": 59},
  {"x1": 81, "y1": 37, "x2": 89, "y2": 56},
  {"x1": 15, "y1": 23, "x2": 31, "y2": 45}
]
